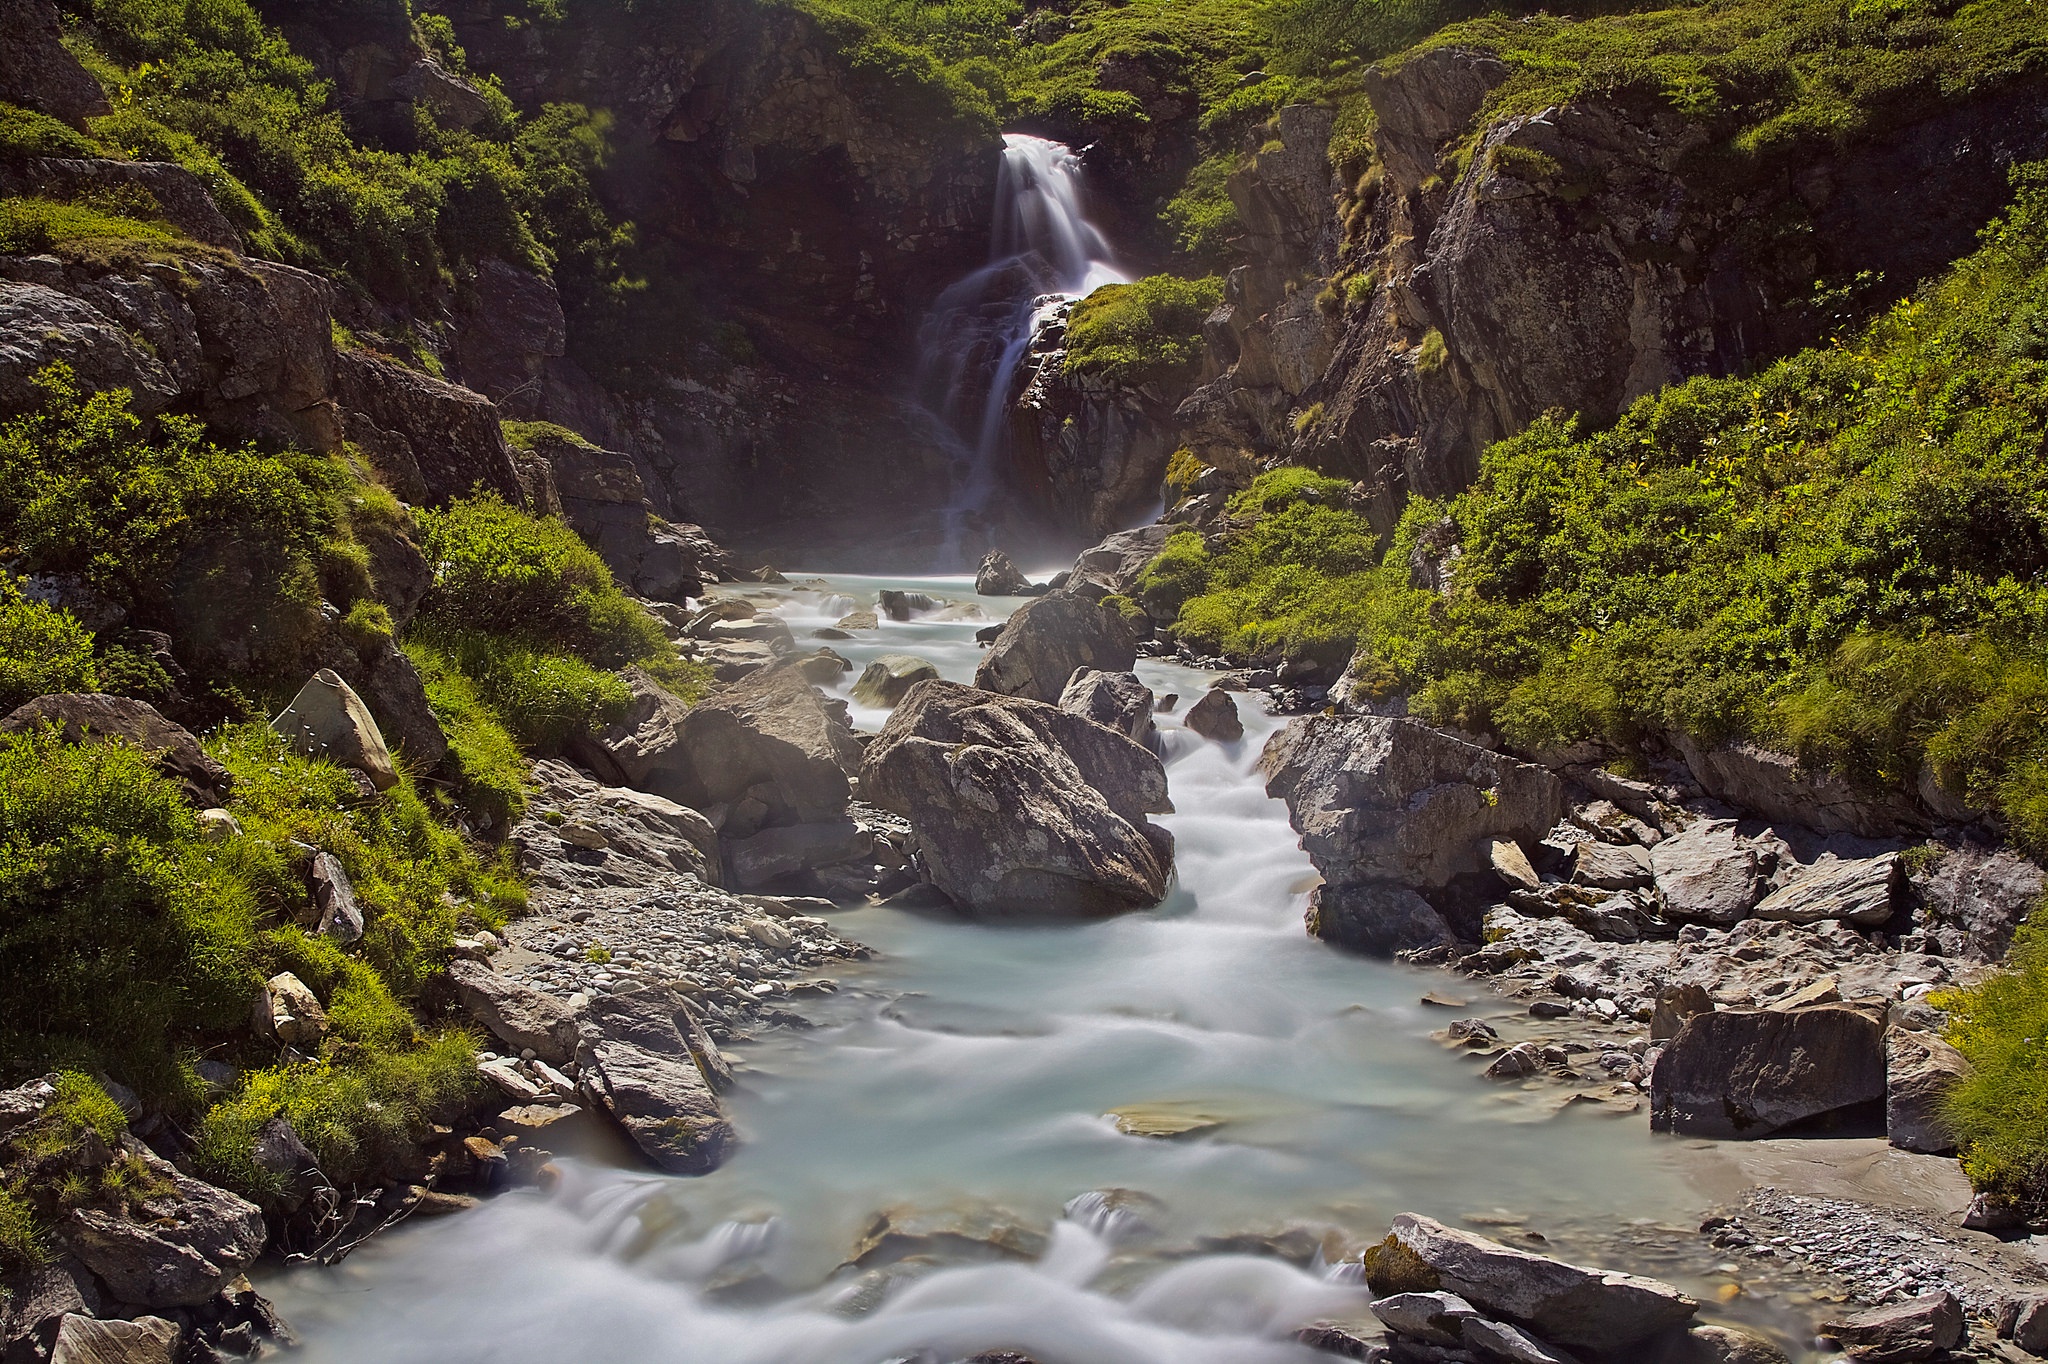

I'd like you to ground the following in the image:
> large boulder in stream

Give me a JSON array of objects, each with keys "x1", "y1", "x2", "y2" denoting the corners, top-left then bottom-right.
[
  {"x1": 859, "y1": 679, "x2": 1174, "y2": 916},
  {"x1": 573, "y1": 665, "x2": 859, "y2": 831},
  {"x1": 575, "y1": 987, "x2": 735, "y2": 1174},
  {"x1": 974, "y1": 593, "x2": 1141, "y2": 704},
  {"x1": 1261, "y1": 715, "x2": 1562, "y2": 951}
]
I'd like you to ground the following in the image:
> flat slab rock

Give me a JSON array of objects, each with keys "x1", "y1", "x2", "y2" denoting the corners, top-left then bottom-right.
[{"x1": 1366, "y1": 1213, "x2": 1697, "y2": 1350}]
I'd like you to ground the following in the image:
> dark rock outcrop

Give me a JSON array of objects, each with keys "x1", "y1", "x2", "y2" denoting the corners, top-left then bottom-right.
[
  {"x1": 1649, "y1": 1002, "x2": 1887, "y2": 1138},
  {"x1": 514, "y1": 425, "x2": 724, "y2": 600},
  {"x1": 58, "y1": 1147, "x2": 265, "y2": 1309},
  {"x1": 334, "y1": 350, "x2": 525, "y2": 507},
  {"x1": 1, "y1": 0, "x2": 111, "y2": 128},
  {"x1": 859, "y1": 679, "x2": 1174, "y2": 916},
  {"x1": 975, "y1": 550, "x2": 1035, "y2": 597}
]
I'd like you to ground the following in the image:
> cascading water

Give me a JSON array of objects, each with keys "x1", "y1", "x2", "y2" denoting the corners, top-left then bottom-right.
[{"x1": 918, "y1": 135, "x2": 1130, "y2": 563}]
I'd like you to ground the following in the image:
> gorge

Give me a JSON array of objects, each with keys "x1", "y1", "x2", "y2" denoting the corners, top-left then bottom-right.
[{"x1": 4, "y1": 0, "x2": 2048, "y2": 1363}]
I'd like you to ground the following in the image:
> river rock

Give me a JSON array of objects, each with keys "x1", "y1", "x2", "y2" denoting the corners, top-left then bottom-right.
[
  {"x1": 1651, "y1": 820, "x2": 1770, "y2": 924},
  {"x1": 447, "y1": 958, "x2": 580, "y2": 1065},
  {"x1": 1822, "y1": 1290, "x2": 1963, "y2": 1362},
  {"x1": 1371, "y1": 1291, "x2": 1483, "y2": 1345},
  {"x1": 1262, "y1": 715, "x2": 1564, "y2": 891},
  {"x1": 1644, "y1": 1324, "x2": 1792, "y2": 1364},
  {"x1": 1366, "y1": 1213, "x2": 1697, "y2": 1350},
  {"x1": 1185, "y1": 688, "x2": 1244, "y2": 742},
  {"x1": 271, "y1": 669, "x2": 399, "y2": 791},
  {"x1": 976, "y1": 550, "x2": 1035, "y2": 596},
  {"x1": 1070, "y1": 525, "x2": 1174, "y2": 595},
  {"x1": 1059, "y1": 668, "x2": 1156, "y2": 746},
  {"x1": 878, "y1": 590, "x2": 942, "y2": 621},
  {"x1": 575, "y1": 988, "x2": 735, "y2": 1174},
  {"x1": 1885, "y1": 1027, "x2": 1969, "y2": 1154},
  {"x1": 251, "y1": 973, "x2": 326, "y2": 1050},
  {"x1": 975, "y1": 593, "x2": 1141, "y2": 704},
  {"x1": 49, "y1": 1314, "x2": 180, "y2": 1364},
  {"x1": 1649, "y1": 1003, "x2": 1886, "y2": 1138},
  {"x1": 1310, "y1": 883, "x2": 1456, "y2": 955},
  {"x1": 60, "y1": 1147, "x2": 265, "y2": 1309},
  {"x1": 851, "y1": 654, "x2": 941, "y2": 709},
  {"x1": 1753, "y1": 852, "x2": 1900, "y2": 926},
  {"x1": 1572, "y1": 840, "x2": 1653, "y2": 891},
  {"x1": 1910, "y1": 842, "x2": 2046, "y2": 961},
  {"x1": 1, "y1": 694, "x2": 232, "y2": 805},
  {"x1": 859, "y1": 679, "x2": 1173, "y2": 916},
  {"x1": 575, "y1": 665, "x2": 858, "y2": 829},
  {"x1": 727, "y1": 818, "x2": 873, "y2": 892},
  {"x1": 1463, "y1": 1318, "x2": 1580, "y2": 1364}
]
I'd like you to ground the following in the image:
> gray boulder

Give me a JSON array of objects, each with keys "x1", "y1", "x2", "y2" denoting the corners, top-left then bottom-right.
[
  {"x1": 1885, "y1": 1027, "x2": 1969, "y2": 1154},
  {"x1": 1649, "y1": 1003, "x2": 1886, "y2": 1138},
  {"x1": 576, "y1": 988, "x2": 735, "y2": 1174},
  {"x1": 59, "y1": 1148, "x2": 264, "y2": 1308},
  {"x1": 309, "y1": 851, "x2": 364, "y2": 945},
  {"x1": 49, "y1": 1314, "x2": 180, "y2": 1364},
  {"x1": 1463, "y1": 1318, "x2": 1579, "y2": 1364},
  {"x1": 1821, "y1": 1290, "x2": 1963, "y2": 1363},
  {"x1": 1070, "y1": 525, "x2": 1174, "y2": 595},
  {"x1": 2, "y1": 694, "x2": 232, "y2": 806},
  {"x1": 0, "y1": 0, "x2": 111, "y2": 127},
  {"x1": 271, "y1": 669, "x2": 399, "y2": 792},
  {"x1": 2, "y1": 1257, "x2": 100, "y2": 1362},
  {"x1": 0, "y1": 281, "x2": 178, "y2": 418},
  {"x1": 975, "y1": 594, "x2": 1140, "y2": 704},
  {"x1": 1673, "y1": 736, "x2": 1922, "y2": 838},
  {"x1": 1184, "y1": 688, "x2": 1244, "y2": 743},
  {"x1": 1910, "y1": 842, "x2": 2046, "y2": 961},
  {"x1": 1308, "y1": 883, "x2": 1455, "y2": 956},
  {"x1": 1059, "y1": 669, "x2": 1156, "y2": 746},
  {"x1": 975, "y1": 549, "x2": 1035, "y2": 596},
  {"x1": 1370, "y1": 1291, "x2": 1482, "y2": 1345},
  {"x1": 447, "y1": 958, "x2": 580, "y2": 1066},
  {"x1": 859, "y1": 679, "x2": 1173, "y2": 916},
  {"x1": 1367, "y1": 1213, "x2": 1697, "y2": 1350},
  {"x1": 1753, "y1": 853, "x2": 1900, "y2": 926},
  {"x1": 356, "y1": 645, "x2": 448, "y2": 770},
  {"x1": 1651, "y1": 820, "x2": 1771, "y2": 924},
  {"x1": 575, "y1": 666, "x2": 859, "y2": 830},
  {"x1": 1262, "y1": 715, "x2": 1564, "y2": 891},
  {"x1": 1571, "y1": 839, "x2": 1652, "y2": 891},
  {"x1": 851, "y1": 654, "x2": 941, "y2": 709},
  {"x1": 1644, "y1": 1324, "x2": 1792, "y2": 1364}
]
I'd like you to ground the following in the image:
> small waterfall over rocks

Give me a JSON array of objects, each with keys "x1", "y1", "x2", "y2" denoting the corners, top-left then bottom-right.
[{"x1": 919, "y1": 134, "x2": 1129, "y2": 562}]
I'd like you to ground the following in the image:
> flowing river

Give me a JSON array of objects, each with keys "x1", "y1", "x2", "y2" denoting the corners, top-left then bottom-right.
[{"x1": 267, "y1": 574, "x2": 1817, "y2": 1364}]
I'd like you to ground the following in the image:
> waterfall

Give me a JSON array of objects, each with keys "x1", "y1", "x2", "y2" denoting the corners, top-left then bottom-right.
[{"x1": 918, "y1": 134, "x2": 1130, "y2": 564}]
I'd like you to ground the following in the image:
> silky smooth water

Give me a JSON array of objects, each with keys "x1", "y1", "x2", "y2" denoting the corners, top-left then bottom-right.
[{"x1": 269, "y1": 575, "x2": 1766, "y2": 1364}]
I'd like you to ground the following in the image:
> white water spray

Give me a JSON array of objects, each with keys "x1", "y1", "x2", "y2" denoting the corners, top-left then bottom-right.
[{"x1": 919, "y1": 135, "x2": 1130, "y2": 563}]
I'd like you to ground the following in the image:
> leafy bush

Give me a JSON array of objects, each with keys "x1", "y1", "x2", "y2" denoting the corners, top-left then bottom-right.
[
  {"x1": 413, "y1": 627, "x2": 632, "y2": 756},
  {"x1": 0, "y1": 103, "x2": 101, "y2": 158},
  {"x1": 0, "y1": 583, "x2": 99, "y2": 712},
  {"x1": 1942, "y1": 924, "x2": 2048, "y2": 1212},
  {"x1": 1063, "y1": 275, "x2": 1224, "y2": 386}
]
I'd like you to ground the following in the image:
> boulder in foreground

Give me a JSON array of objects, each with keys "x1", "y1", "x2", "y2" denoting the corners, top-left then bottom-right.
[
  {"x1": 1649, "y1": 1003, "x2": 1886, "y2": 1138},
  {"x1": 1822, "y1": 1290, "x2": 1963, "y2": 1362},
  {"x1": 1365, "y1": 1213, "x2": 1697, "y2": 1350},
  {"x1": 859, "y1": 679, "x2": 1173, "y2": 916}
]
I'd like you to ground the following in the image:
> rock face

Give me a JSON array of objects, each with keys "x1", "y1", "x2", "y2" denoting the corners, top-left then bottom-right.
[
  {"x1": 1262, "y1": 715, "x2": 1562, "y2": 950},
  {"x1": 271, "y1": 670, "x2": 400, "y2": 791},
  {"x1": 575, "y1": 666, "x2": 859, "y2": 833},
  {"x1": 49, "y1": 1314, "x2": 181, "y2": 1364},
  {"x1": 859, "y1": 679, "x2": 1174, "y2": 916},
  {"x1": 1058, "y1": 669, "x2": 1156, "y2": 746},
  {"x1": 333, "y1": 350, "x2": 525, "y2": 508},
  {"x1": 59, "y1": 1148, "x2": 265, "y2": 1309},
  {"x1": 1651, "y1": 819, "x2": 1773, "y2": 924},
  {"x1": 1366, "y1": 1213, "x2": 1697, "y2": 1350},
  {"x1": 515, "y1": 425, "x2": 722, "y2": 600},
  {"x1": 1649, "y1": 1003, "x2": 1887, "y2": 1138},
  {"x1": 575, "y1": 987, "x2": 736, "y2": 1174},
  {"x1": 1885, "y1": 1027, "x2": 1969, "y2": 1154},
  {"x1": 0, "y1": 281, "x2": 180, "y2": 417},
  {"x1": 0, "y1": 694, "x2": 232, "y2": 805},
  {"x1": 1068, "y1": 525, "x2": 1176, "y2": 596},
  {"x1": 1, "y1": 0, "x2": 111, "y2": 128},
  {"x1": 975, "y1": 593, "x2": 1141, "y2": 704},
  {"x1": 1822, "y1": 1291, "x2": 1964, "y2": 1363}
]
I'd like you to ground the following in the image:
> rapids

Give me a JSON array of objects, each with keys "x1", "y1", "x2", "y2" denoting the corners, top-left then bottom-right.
[{"x1": 268, "y1": 574, "x2": 1802, "y2": 1364}]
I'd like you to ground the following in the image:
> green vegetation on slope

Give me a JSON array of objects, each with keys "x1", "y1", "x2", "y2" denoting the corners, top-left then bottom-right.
[
  {"x1": 1942, "y1": 925, "x2": 2048, "y2": 1215},
  {"x1": 1064, "y1": 275, "x2": 1224, "y2": 387},
  {"x1": 1153, "y1": 164, "x2": 2048, "y2": 847}
]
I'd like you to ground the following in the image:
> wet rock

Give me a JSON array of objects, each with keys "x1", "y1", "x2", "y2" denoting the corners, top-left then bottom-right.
[
  {"x1": 1650, "y1": 820, "x2": 1770, "y2": 924},
  {"x1": 1372, "y1": 1291, "x2": 1483, "y2": 1345},
  {"x1": 851, "y1": 654, "x2": 941, "y2": 709},
  {"x1": 1, "y1": 694, "x2": 233, "y2": 806},
  {"x1": 859, "y1": 679, "x2": 1173, "y2": 916},
  {"x1": 1263, "y1": 716, "x2": 1563, "y2": 889},
  {"x1": 974, "y1": 593, "x2": 1142, "y2": 704},
  {"x1": 309, "y1": 851, "x2": 364, "y2": 944},
  {"x1": 251, "y1": 973, "x2": 327, "y2": 1050},
  {"x1": 727, "y1": 818, "x2": 872, "y2": 892},
  {"x1": 576, "y1": 988, "x2": 736, "y2": 1174},
  {"x1": 272, "y1": 669, "x2": 399, "y2": 792},
  {"x1": 1058, "y1": 668, "x2": 1156, "y2": 746},
  {"x1": 1184, "y1": 688, "x2": 1244, "y2": 743},
  {"x1": 60, "y1": 1147, "x2": 265, "y2": 1308},
  {"x1": 1483, "y1": 1043, "x2": 1542, "y2": 1080},
  {"x1": 975, "y1": 550, "x2": 1035, "y2": 596},
  {"x1": 848, "y1": 1204, "x2": 1048, "y2": 1268},
  {"x1": 1648, "y1": 1003, "x2": 1886, "y2": 1138},
  {"x1": 1642, "y1": 1324, "x2": 1791, "y2": 1364},
  {"x1": 48, "y1": 1314, "x2": 180, "y2": 1364},
  {"x1": 1820, "y1": 1290, "x2": 1963, "y2": 1362},
  {"x1": 1310, "y1": 883, "x2": 1456, "y2": 956},
  {"x1": 1571, "y1": 840, "x2": 1653, "y2": 891},
  {"x1": 877, "y1": 590, "x2": 941, "y2": 621},
  {"x1": 1885, "y1": 1027, "x2": 1969, "y2": 1154},
  {"x1": 447, "y1": 958, "x2": 580, "y2": 1066},
  {"x1": 837, "y1": 609, "x2": 879, "y2": 631},
  {"x1": 1463, "y1": 1318, "x2": 1579, "y2": 1364},
  {"x1": 1752, "y1": 851, "x2": 1901, "y2": 927},
  {"x1": 1365, "y1": 1213, "x2": 1697, "y2": 1350}
]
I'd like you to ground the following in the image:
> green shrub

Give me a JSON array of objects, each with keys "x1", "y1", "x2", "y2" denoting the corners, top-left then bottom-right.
[
  {"x1": 1941, "y1": 923, "x2": 2048, "y2": 1212},
  {"x1": 406, "y1": 642, "x2": 529, "y2": 830},
  {"x1": 1064, "y1": 275, "x2": 1224, "y2": 387},
  {"x1": 0, "y1": 583, "x2": 99, "y2": 712},
  {"x1": 0, "y1": 103, "x2": 101, "y2": 158},
  {"x1": 1163, "y1": 154, "x2": 1242, "y2": 263}
]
